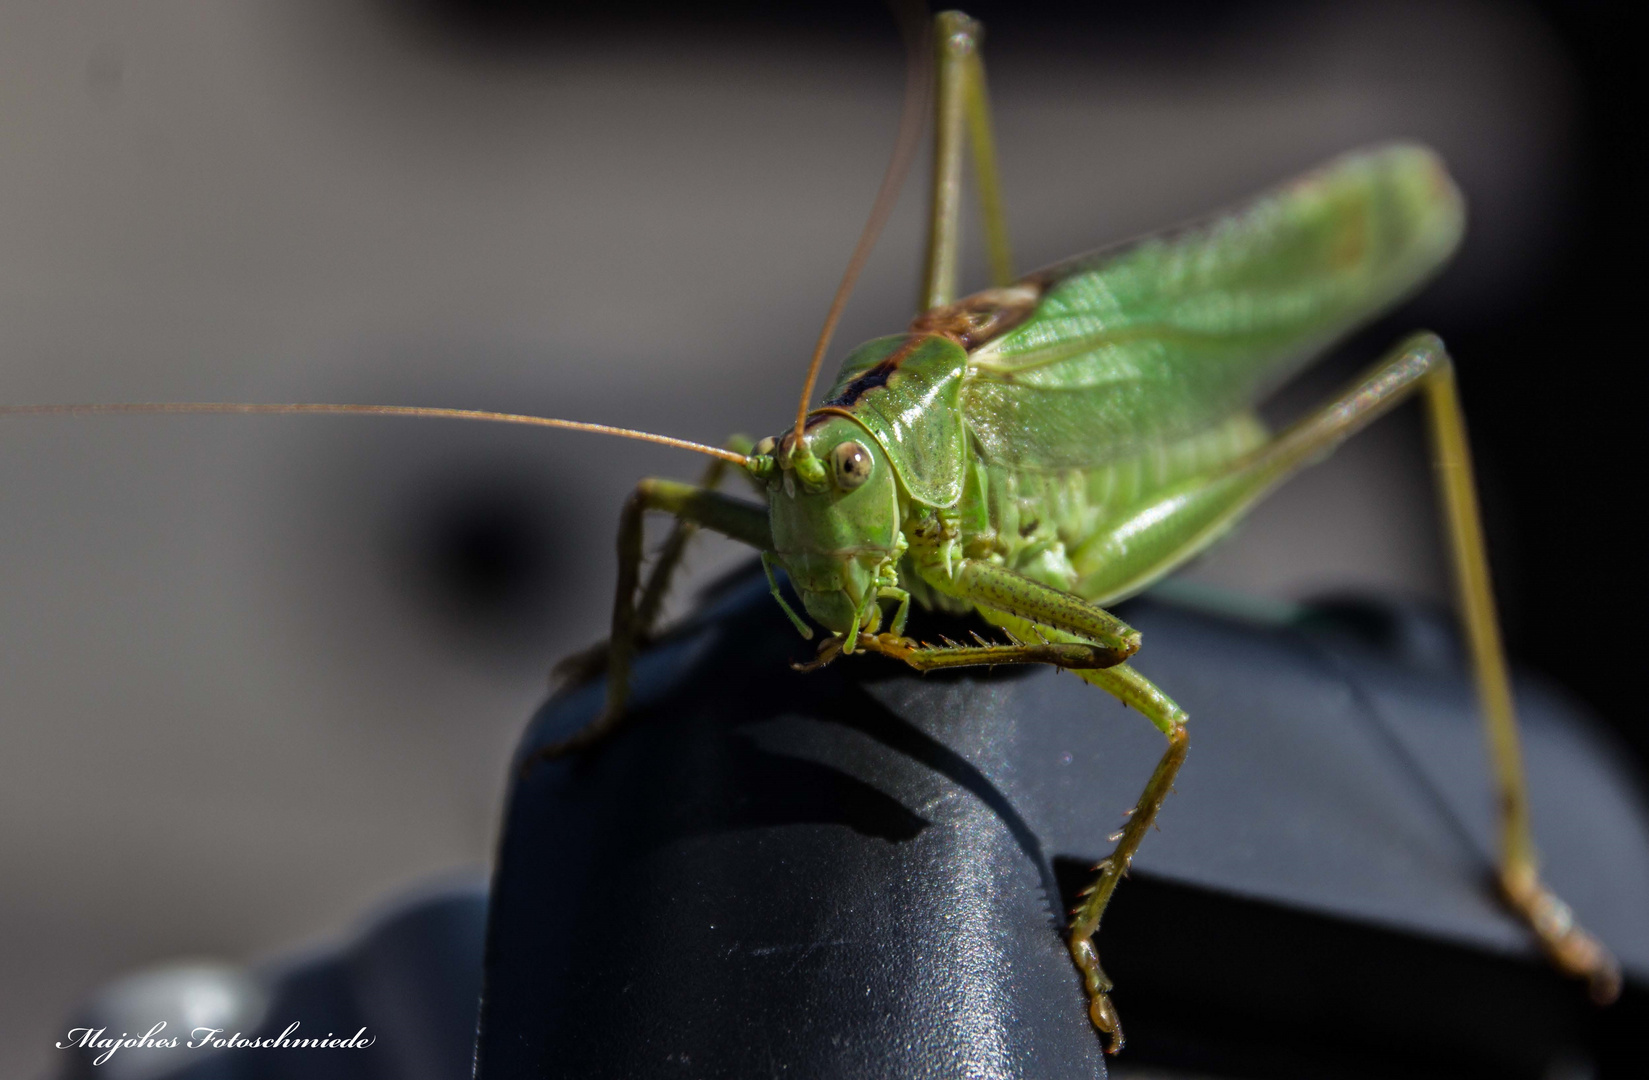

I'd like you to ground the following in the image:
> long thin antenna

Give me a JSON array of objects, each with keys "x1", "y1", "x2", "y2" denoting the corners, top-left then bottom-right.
[
  {"x1": 0, "y1": 402, "x2": 748, "y2": 463},
  {"x1": 792, "y1": 4, "x2": 933, "y2": 441}
]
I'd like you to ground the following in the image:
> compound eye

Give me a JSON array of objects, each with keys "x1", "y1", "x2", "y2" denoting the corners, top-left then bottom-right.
[
  {"x1": 831, "y1": 440, "x2": 872, "y2": 490},
  {"x1": 752, "y1": 436, "x2": 777, "y2": 458}
]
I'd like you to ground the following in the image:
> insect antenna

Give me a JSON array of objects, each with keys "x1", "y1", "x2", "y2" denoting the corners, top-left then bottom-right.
[
  {"x1": 790, "y1": 2, "x2": 932, "y2": 446},
  {"x1": 0, "y1": 402, "x2": 749, "y2": 463}
]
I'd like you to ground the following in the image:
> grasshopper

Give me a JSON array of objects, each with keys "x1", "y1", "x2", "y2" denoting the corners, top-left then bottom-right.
[{"x1": 5, "y1": 9, "x2": 1620, "y2": 1054}]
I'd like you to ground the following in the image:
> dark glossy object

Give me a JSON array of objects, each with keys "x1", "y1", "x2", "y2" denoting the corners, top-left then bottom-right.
[{"x1": 478, "y1": 571, "x2": 1649, "y2": 1079}]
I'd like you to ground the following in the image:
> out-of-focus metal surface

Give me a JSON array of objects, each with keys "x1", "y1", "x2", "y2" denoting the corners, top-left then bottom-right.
[
  {"x1": 55, "y1": 879, "x2": 486, "y2": 1080},
  {"x1": 0, "y1": 3, "x2": 1582, "y2": 1076},
  {"x1": 57, "y1": 962, "x2": 269, "y2": 1080}
]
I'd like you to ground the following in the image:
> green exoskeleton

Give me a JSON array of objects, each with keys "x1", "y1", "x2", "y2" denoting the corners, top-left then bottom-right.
[
  {"x1": 540, "y1": 12, "x2": 1623, "y2": 1050},
  {"x1": 4, "y1": 9, "x2": 1619, "y2": 1055}
]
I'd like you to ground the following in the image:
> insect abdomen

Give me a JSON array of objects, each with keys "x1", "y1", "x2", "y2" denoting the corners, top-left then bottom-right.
[{"x1": 964, "y1": 413, "x2": 1269, "y2": 600}]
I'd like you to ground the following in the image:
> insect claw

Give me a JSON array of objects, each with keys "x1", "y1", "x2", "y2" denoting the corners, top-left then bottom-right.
[
  {"x1": 550, "y1": 640, "x2": 612, "y2": 688},
  {"x1": 792, "y1": 637, "x2": 844, "y2": 672}
]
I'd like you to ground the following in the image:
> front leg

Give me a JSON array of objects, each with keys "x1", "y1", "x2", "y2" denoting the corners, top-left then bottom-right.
[
  {"x1": 854, "y1": 632, "x2": 1185, "y2": 1057},
  {"x1": 944, "y1": 558, "x2": 1143, "y2": 658},
  {"x1": 858, "y1": 558, "x2": 1182, "y2": 1055},
  {"x1": 527, "y1": 478, "x2": 770, "y2": 768},
  {"x1": 847, "y1": 628, "x2": 1130, "y2": 673}
]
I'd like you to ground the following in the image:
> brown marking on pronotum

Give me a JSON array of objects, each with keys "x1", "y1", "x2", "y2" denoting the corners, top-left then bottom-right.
[
  {"x1": 910, "y1": 282, "x2": 1043, "y2": 349},
  {"x1": 820, "y1": 282, "x2": 1046, "y2": 411},
  {"x1": 1330, "y1": 202, "x2": 1369, "y2": 271}
]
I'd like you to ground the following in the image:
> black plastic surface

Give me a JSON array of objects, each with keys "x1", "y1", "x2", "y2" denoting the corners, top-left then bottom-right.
[{"x1": 477, "y1": 569, "x2": 1648, "y2": 1078}]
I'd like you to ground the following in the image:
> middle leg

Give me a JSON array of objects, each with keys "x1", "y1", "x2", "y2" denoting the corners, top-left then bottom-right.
[
  {"x1": 554, "y1": 439, "x2": 753, "y2": 688},
  {"x1": 528, "y1": 477, "x2": 770, "y2": 768},
  {"x1": 970, "y1": 605, "x2": 1190, "y2": 1058}
]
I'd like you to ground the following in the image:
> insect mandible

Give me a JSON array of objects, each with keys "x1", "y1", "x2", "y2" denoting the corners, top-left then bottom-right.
[{"x1": 3, "y1": 8, "x2": 1620, "y2": 1054}]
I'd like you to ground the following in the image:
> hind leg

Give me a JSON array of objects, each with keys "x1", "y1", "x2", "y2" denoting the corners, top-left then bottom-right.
[{"x1": 1073, "y1": 332, "x2": 1620, "y2": 1001}]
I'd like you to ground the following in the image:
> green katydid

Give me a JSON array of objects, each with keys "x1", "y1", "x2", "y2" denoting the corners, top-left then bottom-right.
[{"x1": 2, "y1": 8, "x2": 1620, "y2": 1054}]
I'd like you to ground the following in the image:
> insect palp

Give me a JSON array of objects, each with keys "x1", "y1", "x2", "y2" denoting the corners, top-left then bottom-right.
[{"x1": 761, "y1": 552, "x2": 813, "y2": 641}]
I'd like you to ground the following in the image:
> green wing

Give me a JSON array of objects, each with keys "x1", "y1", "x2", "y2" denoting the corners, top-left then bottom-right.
[{"x1": 962, "y1": 143, "x2": 1465, "y2": 469}]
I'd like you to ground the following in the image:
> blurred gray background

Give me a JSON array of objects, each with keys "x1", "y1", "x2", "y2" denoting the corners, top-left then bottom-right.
[{"x1": 0, "y1": 1, "x2": 1590, "y2": 1074}]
